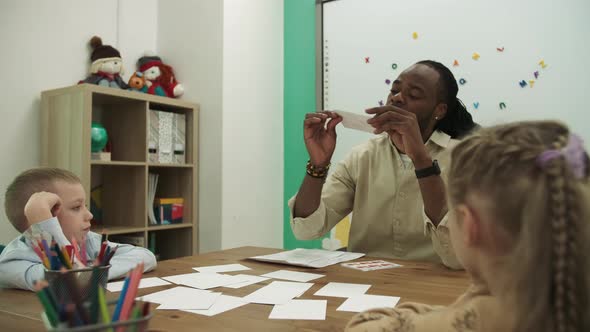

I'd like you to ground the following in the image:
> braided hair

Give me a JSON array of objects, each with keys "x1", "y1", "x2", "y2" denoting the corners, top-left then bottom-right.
[
  {"x1": 416, "y1": 60, "x2": 478, "y2": 139},
  {"x1": 540, "y1": 135, "x2": 585, "y2": 332},
  {"x1": 447, "y1": 121, "x2": 590, "y2": 332}
]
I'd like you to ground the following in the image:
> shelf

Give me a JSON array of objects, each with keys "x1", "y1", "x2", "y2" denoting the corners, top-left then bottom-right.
[
  {"x1": 92, "y1": 161, "x2": 146, "y2": 166},
  {"x1": 42, "y1": 84, "x2": 199, "y2": 259},
  {"x1": 91, "y1": 226, "x2": 146, "y2": 235},
  {"x1": 91, "y1": 96, "x2": 147, "y2": 162},
  {"x1": 148, "y1": 163, "x2": 194, "y2": 168},
  {"x1": 147, "y1": 223, "x2": 193, "y2": 231},
  {"x1": 148, "y1": 228, "x2": 192, "y2": 260},
  {"x1": 90, "y1": 165, "x2": 147, "y2": 229},
  {"x1": 149, "y1": 101, "x2": 195, "y2": 114}
]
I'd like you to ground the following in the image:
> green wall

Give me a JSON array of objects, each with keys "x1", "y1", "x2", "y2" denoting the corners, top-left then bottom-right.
[{"x1": 283, "y1": 0, "x2": 325, "y2": 249}]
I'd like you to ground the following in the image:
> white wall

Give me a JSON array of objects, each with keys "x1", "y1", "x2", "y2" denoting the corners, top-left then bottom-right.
[
  {"x1": 159, "y1": 0, "x2": 284, "y2": 252},
  {"x1": 157, "y1": 0, "x2": 225, "y2": 253},
  {"x1": 0, "y1": 0, "x2": 284, "y2": 251},
  {"x1": 118, "y1": 0, "x2": 158, "y2": 75},
  {"x1": 0, "y1": 0, "x2": 157, "y2": 245},
  {"x1": 221, "y1": 0, "x2": 284, "y2": 249}
]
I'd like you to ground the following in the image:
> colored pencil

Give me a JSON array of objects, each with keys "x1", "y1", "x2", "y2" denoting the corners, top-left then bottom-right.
[
  {"x1": 70, "y1": 238, "x2": 85, "y2": 267},
  {"x1": 80, "y1": 238, "x2": 87, "y2": 266},
  {"x1": 105, "y1": 245, "x2": 118, "y2": 265},
  {"x1": 61, "y1": 245, "x2": 72, "y2": 269},
  {"x1": 54, "y1": 243, "x2": 72, "y2": 269},
  {"x1": 98, "y1": 242, "x2": 107, "y2": 262},
  {"x1": 127, "y1": 303, "x2": 142, "y2": 332},
  {"x1": 118, "y1": 264, "x2": 143, "y2": 322},
  {"x1": 102, "y1": 245, "x2": 111, "y2": 266},
  {"x1": 112, "y1": 275, "x2": 131, "y2": 322},
  {"x1": 41, "y1": 238, "x2": 52, "y2": 263},
  {"x1": 34, "y1": 282, "x2": 59, "y2": 327},
  {"x1": 89, "y1": 267, "x2": 100, "y2": 324},
  {"x1": 32, "y1": 245, "x2": 50, "y2": 268},
  {"x1": 97, "y1": 286, "x2": 111, "y2": 323}
]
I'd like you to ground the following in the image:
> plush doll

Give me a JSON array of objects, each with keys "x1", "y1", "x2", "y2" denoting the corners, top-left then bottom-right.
[
  {"x1": 136, "y1": 55, "x2": 184, "y2": 98},
  {"x1": 128, "y1": 71, "x2": 146, "y2": 90},
  {"x1": 79, "y1": 36, "x2": 129, "y2": 89}
]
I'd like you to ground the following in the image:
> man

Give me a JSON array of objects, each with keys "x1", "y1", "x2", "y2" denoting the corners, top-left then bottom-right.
[{"x1": 289, "y1": 60, "x2": 476, "y2": 269}]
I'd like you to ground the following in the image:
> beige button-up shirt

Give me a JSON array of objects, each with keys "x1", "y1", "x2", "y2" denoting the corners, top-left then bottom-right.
[{"x1": 288, "y1": 130, "x2": 461, "y2": 269}]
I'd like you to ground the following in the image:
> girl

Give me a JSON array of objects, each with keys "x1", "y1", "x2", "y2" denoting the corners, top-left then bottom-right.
[{"x1": 346, "y1": 121, "x2": 590, "y2": 332}]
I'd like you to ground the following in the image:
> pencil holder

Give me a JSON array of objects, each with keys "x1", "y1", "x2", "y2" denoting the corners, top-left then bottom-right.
[
  {"x1": 41, "y1": 301, "x2": 153, "y2": 332},
  {"x1": 44, "y1": 265, "x2": 111, "y2": 304}
]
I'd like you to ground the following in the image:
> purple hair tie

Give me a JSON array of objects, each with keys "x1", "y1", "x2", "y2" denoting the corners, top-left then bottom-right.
[{"x1": 536, "y1": 134, "x2": 587, "y2": 179}]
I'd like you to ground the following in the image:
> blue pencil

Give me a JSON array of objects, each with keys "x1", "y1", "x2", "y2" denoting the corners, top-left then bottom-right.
[
  {"x1": 112, "y1": 275, "x2": 131, "y2": 322},
  {"x1": 41, "y1": 239, "x2": 52, "y2": 266},
  {"x1": 102, "y1": 246, "x2": 111, "y2": 266},
  {"x1": 50, "y1": 253, "x2": 61, "y2": 270}
]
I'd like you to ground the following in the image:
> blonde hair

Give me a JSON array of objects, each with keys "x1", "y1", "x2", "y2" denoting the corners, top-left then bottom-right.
[
  {"x1": 448, "y1": 121, "x2": 590, "y2": 332},
  {"x1": 4, "y1": 167, "x2": 80, "y2": 232}
]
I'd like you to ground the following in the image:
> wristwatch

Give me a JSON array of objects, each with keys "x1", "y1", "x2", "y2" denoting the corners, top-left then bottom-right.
[{"x1": 415, "y1": 160, "x2": 441, "y2": 179}]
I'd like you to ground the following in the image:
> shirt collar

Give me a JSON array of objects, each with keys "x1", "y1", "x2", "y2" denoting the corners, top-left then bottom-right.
[
  {"x1": 386, "y1": 130, "x2": 452, "y2": 150},
  {"x1": 427, "y1": 130, "x2": 451, "y2": 148}
]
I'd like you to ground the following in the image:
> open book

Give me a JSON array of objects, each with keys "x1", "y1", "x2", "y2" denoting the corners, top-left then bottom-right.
[{"x1": 249, "y1": 248, "x2": 364, "y2": 268}]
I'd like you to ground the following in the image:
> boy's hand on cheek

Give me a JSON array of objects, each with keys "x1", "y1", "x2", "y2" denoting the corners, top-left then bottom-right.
[{"x1": 24, "y1": 192, "x2": 62, "y2": 227}]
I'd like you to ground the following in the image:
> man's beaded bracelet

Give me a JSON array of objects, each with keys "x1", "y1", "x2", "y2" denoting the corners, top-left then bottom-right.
[{"x1": 306, "y1": 160, "x2": 331, "y2": 178}]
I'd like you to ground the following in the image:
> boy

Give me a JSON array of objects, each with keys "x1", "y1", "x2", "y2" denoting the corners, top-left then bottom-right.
[{"x1": 0, "y1": 167, "x2": 157, "y2": 290}]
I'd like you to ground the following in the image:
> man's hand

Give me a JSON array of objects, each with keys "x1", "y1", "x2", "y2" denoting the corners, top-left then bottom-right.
[
  {"x1": 366, "y1": 106, "x2": 431, "y2": 167},
  {"x1": 304, "y1": 111, "x2": 343, "y2": 168},
  {"x1": 24, "y1": 192, "x2": 62, "y2": 228}
]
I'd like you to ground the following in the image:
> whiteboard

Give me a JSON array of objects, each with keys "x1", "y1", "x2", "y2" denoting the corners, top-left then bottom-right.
[{"x1": 322, "y1": 0, "x2": 590, "y2": 165}]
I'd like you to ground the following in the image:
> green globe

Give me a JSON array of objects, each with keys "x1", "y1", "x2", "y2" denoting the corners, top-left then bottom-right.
[{"x1": 91, "y1": 122, "x2": 108, "y2": 153}]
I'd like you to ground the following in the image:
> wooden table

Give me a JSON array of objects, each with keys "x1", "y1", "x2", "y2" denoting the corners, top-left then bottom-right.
[{"x1": 0, "y1": 246, "x2": 470, "y2": 331}]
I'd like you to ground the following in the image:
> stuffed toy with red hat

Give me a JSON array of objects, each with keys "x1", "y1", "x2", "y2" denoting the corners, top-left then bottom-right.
[
  {"x1": 136, "y1": 54, "x2": 184, "y2": 98},
  {"x1": 79, "y1": 36, "x2": 129, "y2": 89}
]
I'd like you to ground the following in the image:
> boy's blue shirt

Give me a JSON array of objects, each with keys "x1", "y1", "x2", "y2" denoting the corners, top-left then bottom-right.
[{"x1": 0, "y1": 217, "x2": 157, "y2": 290}]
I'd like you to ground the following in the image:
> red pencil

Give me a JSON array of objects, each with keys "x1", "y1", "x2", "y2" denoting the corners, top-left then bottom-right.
[
  {"x1": 117, "y1": 263, "x2": 144, "y2": 323},
  {"x1": 80, "y1": 237, "x2": 87, "y2": 266},
  {"x1": 98, "y1": 242, "x2": 107, "y2": 262},
  {"x1": 139, "y1": 302, "x2": 150, "y2": 332},
  {"x1": 141, "y1": 302, "x2": 150, "y2": 317},
  {"x1": 70, "y1": 238, "x2": 85, "y2": 267},
  {"x1": 37, "y1": 239, "x2": 45, "y2": 254}
]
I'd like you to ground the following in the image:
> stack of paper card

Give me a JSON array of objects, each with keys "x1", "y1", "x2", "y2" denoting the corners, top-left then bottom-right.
[
  {"x1": 107, "y1": 277, "x2": 171, "y2": 292},
  {"x1": 269, "y1": 299, "x2": 327, "y2": 320},
  {"x1": 162, "y1": 272, "x2": 253, "y2": 290},
  {"x1": 249, "y1": 248, "x2": 364, "y2": 268},
  {"x1": 314, "y1": 282, "x2": 371, "y2": 298},
  {"x1": 134, "y1": 261, "x2": 403, "y2": 319},
  {"x1": 193, "y1": 263, "x2": 251, "y2": 274},
  {"x1": 261, "y1": 270, "x2": 325, "y2": 282},
  {"x1": 242, "y1": 281, "x2": 314, "y2": 305},
  {"x1": 138, "y1": 286, "x2": 222, "y2": 310},
  {"x1": 341, "y1": 260, "x2": 402, "y2": 272},
  {"x1": 337, "y1": 294, "x2": 400, "y2": 312},
  {"x1": 183, "y1": 295, "x2": 248, "y2": 317},
  {"x1": 139, "y1": 287, "x2": 249, "y2": 316},
  {"x1": 220, "y1": 274, "x2": 270, "y2": 289}
]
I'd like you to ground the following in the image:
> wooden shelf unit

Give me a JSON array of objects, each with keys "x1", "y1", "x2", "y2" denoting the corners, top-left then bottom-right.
[{"x1": 40, "y1": 83, "x2": 199, "y2": 259}]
